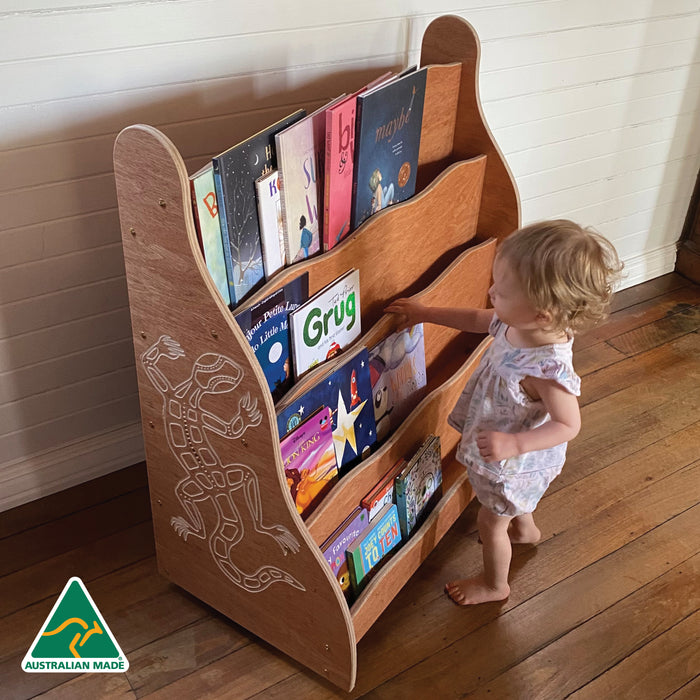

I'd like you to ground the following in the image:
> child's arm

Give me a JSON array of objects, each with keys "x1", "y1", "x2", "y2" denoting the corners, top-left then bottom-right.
[
  {"x1": 476, "y1": 377, "x2": 581, "y2": 461},
  {"x1": 385, "y1": 298, "x2": 494, "y2": 333}
]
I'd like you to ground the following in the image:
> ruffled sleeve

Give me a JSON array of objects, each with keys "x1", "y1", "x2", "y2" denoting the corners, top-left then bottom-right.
[
  {"x1": 488, "y1": 314, "x2": 504, "y2": 338},
  {"x1": 524, "y1": 352, "x2": 581, "y2": 397}
]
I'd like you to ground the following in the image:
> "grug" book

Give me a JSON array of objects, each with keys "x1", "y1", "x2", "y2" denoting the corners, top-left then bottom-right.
[{"x1": 289, "y1": 268, "x2": 361, "y2": 379}]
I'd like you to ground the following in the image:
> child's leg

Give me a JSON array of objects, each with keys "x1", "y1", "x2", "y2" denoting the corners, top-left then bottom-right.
[
  {"x1": 445, "y1": 506, "x2": 511, "y2": 605},
  {"x1": 509, "y1": 512, "x2": 541, "y2": 544}
]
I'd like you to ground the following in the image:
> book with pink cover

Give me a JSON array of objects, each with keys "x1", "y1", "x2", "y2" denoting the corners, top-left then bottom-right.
[
  {"x1": 276, "y1": 95, "x2": 345, "y2": 265},
  {"x1": 279, "y1": 406, "x2": 338, "y2": 518},
  {"x1": 323, "y1": 72, "x2": 393, "y2": 251}
]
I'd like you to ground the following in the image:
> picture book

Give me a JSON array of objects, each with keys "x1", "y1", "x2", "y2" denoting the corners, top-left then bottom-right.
[
  {"x1": 255, "y1": 169, "x2": 286, "y2": 278},
  {"x1": 190, "y1": 163, "x2": 230, "y2": 306},
  {"x1": 360, "y1": 458, "x2": 406, "y2": 520},
  {"x1": 320, "y1": 506, "x2": 369, "y2": 601},
  {"x1": 276, "y1": 96, "x2": 345, "y2": 265},
  {"x1": 368, "y1": 324, "x2": 427, "y2": 443},
  {"x1": 345, "y1": 502, "x2": 402, "y2": 594},
  {"x1": 276, "y1": 346, "x2": 376, "y2": 474},
  {"x1": 280, "y1": 406, "x2": 338, "y2": 517},
  {"x1": 351, "y1": 67, "x2": 427, "y2": 230},
  {"x1": 213, "y1": 109, "x2": 305, "y2": 305},
  {"x1": 289, "y1": 268, "x2": 361, "y2": 379},
  {"x1": 323, "y1": 72, "x2": 393, "y2": 250},
  {"x1": 234, "y1": 273, "x2": 309, "y2": 401},
  {"x1": 395, "y1": 434, "x2": 443, "y2": 539}
]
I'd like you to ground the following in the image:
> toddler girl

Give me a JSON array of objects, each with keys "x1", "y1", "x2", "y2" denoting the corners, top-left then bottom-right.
[{"x1": 386, "y1": 220, "x2": 622, "y2": 605}]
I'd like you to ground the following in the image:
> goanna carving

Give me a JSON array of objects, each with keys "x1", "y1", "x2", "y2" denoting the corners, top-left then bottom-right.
[{"x1": 141, "y1": 335, "x2": 305, "y2": 593}]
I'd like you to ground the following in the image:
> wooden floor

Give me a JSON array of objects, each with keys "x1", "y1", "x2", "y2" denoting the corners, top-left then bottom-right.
[{"x1": 2, "y1": 272, "x2": 699, "y2": 700}]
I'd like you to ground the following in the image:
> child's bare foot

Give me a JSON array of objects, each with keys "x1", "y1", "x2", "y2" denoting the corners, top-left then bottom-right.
[{"x1": 444, "y1": 575, "x2": 510, "y2": 605}]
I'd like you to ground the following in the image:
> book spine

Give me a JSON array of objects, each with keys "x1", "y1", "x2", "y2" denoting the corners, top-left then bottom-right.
[
  {"x1": 212, "y1": 159, "x2": 237, "y2": 307},
  {"x1": 349, "y1": 95, "x2": 364, "y2": 232},
  {"x1": 275, "y1": 135, "x2": 294, "y2": 265},
  {"x1": 323, "y1": 109, "x2": 333, "y2": 251}
]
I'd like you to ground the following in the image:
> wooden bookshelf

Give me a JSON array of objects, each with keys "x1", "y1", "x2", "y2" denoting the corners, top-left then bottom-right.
[{"x1": 113, "y1": 15, "x2": 520, "y2": 691}]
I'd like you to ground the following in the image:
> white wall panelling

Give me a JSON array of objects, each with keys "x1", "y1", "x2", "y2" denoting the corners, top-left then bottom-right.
[{"x1": 1, "y1": 0, "x2": 699, "y2": 509}]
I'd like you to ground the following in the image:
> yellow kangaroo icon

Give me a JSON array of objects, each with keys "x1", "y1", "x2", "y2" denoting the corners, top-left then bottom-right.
[{"x1": 42, "y1": 617, "x2": 103, "y2": 658}]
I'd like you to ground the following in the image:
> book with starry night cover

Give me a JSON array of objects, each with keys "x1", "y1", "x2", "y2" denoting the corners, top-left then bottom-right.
[
  {"x1": 213, "y1": 109, "x2": 305, "y2": 306},
  {"x1": 276, "y1": 346, "x2": 377, "y2": 476}
]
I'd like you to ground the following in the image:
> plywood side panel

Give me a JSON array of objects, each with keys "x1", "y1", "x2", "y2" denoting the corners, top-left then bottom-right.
[
  {"x1": 421, "y1": 15, "x2": 520, "y2": 243},
  {"x1": 113, "y1": 125, "x2": 356, "y2": 691}
]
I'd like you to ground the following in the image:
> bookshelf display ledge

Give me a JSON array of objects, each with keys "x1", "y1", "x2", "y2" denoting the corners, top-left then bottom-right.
[{"x1": 113, "y1": 15, "x2": 520, "y2": 692}]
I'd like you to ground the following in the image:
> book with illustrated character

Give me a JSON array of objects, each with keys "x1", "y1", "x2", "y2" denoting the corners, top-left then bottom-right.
[
  {"x1": 361, "y1": 457, "x2": 406, "y2": 520},
  {"x1": 368, "y1": 324, "x2": 427, "y2": 444},
  {"x1": 289, "y1": 268, "x2": 361, "y2": 380},
  {"x1": 234, "y1": 273, "x2": 309, "y2": 402},
  {"x1": 395, "y1": 434, "x2": 443, "y2": 539},
  {"x1": 213, "y1": 109, "x2": 305, "y2": 306},
  {"x1": 320, "y1": 506, "x2": 369, "y2": 602},
  {"x1": 279, "y1": 406, "x2": 338, "y2": 518},
  {"x1": 276, "y1": 96, "x2": 346, "y2": 265},
  {"x1": 276, "y1": 346, "x2": 376, "y2": 475},
  {"x1": 323, "y1": 72, "x2": 393, "y2": 250},
  {"x1": 255, "y1": 169, "x2": 286, "y2": 278},
  {"x1": 351, "y1": 66, "x2": 427, "y2": 230}
]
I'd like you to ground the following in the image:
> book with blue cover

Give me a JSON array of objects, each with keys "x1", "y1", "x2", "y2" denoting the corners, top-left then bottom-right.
[
  {"x1": 345, "y1": 502, "x2": 402, "y2": 594},
  {"x1": 234, "y1": 273, "x2": 309, "y2": 401},
  {"x1": 351, "y1": 67, "x2": 427, "y2": 230},
  {"x1": 213, "y1": 109, "x2": 305, "y2": 306},
  {"x1": 276, "y1": 346, "x2": 376, "y2": 474}
]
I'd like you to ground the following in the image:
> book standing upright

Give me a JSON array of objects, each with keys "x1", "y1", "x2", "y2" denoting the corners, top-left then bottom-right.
[{"x1": 114, "y1": 14, "x2": 521, "y2": 693}]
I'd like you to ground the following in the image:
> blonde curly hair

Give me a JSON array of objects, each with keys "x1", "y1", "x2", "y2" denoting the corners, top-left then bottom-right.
[{"x1": 497, "y1": 219, "x2": 624, "y2": 334}]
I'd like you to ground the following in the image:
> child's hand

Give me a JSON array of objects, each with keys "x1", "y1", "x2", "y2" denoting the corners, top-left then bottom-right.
[
  {"x1": 476, "y1": 430, "x2": 519, "y2": 461},
  {"x1": 384, "y1": 297, "x2": 425, "y2": 329}
]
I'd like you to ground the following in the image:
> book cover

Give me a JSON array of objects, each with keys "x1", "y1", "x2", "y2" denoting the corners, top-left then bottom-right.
[
  {"x1": 346, "y1": 502, "x2": 402, "y2": 594},
  {"x1": 280, "y1": 406, "x2": 338, "y2": 517},
  {"x1": 276, "y1": 96, "x2": 345, "y2": 265},
  {"x1": 276, "y1": 347, "x2": 376, "y2": 474},
  {"x1": 190, "y1": 163, "x2": 231, "y2": 306},
  {"x1": 234, "y1": 273, "x2": 309, "y2": 401},
  {"x1": 320, "y1": 506, "x2": 369, "y2": 600},
  {"x1": 360, "y1": 458, "x2": 406, "y2": 520},
  {"x1": 255, "y1": 170, "x2": 286, "y2": 278},
  {"x1": 323, "y1": 72, "x2": 393, "y2": 250},
  {"x1": 351, "y1": 67, "x2": 427, "y2": 230},
  {"x1": 213, "y1": 109, "x2": 305, "y2": 306},
  {"x1": 395, "y1": 434, "x2": 443, "y2": 539},
  {"x1": 289, "y1": 268, "x2": 361, "y2": 379},
  {"x1": 368, "y1": 324, "x2": 427, "y2": 443}
]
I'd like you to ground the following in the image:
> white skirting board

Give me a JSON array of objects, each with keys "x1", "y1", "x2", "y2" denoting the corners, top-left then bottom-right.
[
  {"x1": 0, "y1": 423, "x2": 145, "y2": 513},
  {"x1": 0, "y1": 245, "x2": 678, "y2": 513},
  {"x1": 618, "y1": 243, "x2": 680, "y2": 290}
]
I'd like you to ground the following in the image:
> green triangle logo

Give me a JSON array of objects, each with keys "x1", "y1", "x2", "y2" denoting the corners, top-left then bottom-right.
[{"x1": 22, "y1": 577, "x2": 128, "y2": 673}]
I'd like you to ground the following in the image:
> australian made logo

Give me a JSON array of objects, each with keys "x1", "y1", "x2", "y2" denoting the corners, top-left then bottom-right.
[{"x1": 22, "y1": 577, "x2": 128, "y2": 673}]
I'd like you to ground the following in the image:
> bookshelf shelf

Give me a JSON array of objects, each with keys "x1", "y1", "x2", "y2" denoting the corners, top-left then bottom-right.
[{"x1": 113, "y1": 15, "x2": 519, "y2": 691}]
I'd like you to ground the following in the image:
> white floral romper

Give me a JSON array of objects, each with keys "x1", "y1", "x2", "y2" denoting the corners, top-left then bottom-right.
[{"x1": 448, "y1": 315, "x2": 581, "y2": 516}]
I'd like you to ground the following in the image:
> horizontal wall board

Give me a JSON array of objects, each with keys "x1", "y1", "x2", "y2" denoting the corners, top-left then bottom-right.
[
  {"x1": 0, "y1": 243, "x2": 126, "y2": 303},
  {"x1": 0, "y1": 308, "x2": 133, "y2": 372},
  {"x1": 5, "y1": 0, "x2": 695, "y2": 62},
  {"x1": 0, "y1": 396, "x2": 140, "y2": 466},
  {"x1": 0, "y1": 279, "x2": 129, "y2": 340},
  {"x1": 0, "y1": 366, "x2": 138, "y2": 437},
  {"x1": 0, "y1": 339, "x2": 135, "y2": 404}
]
